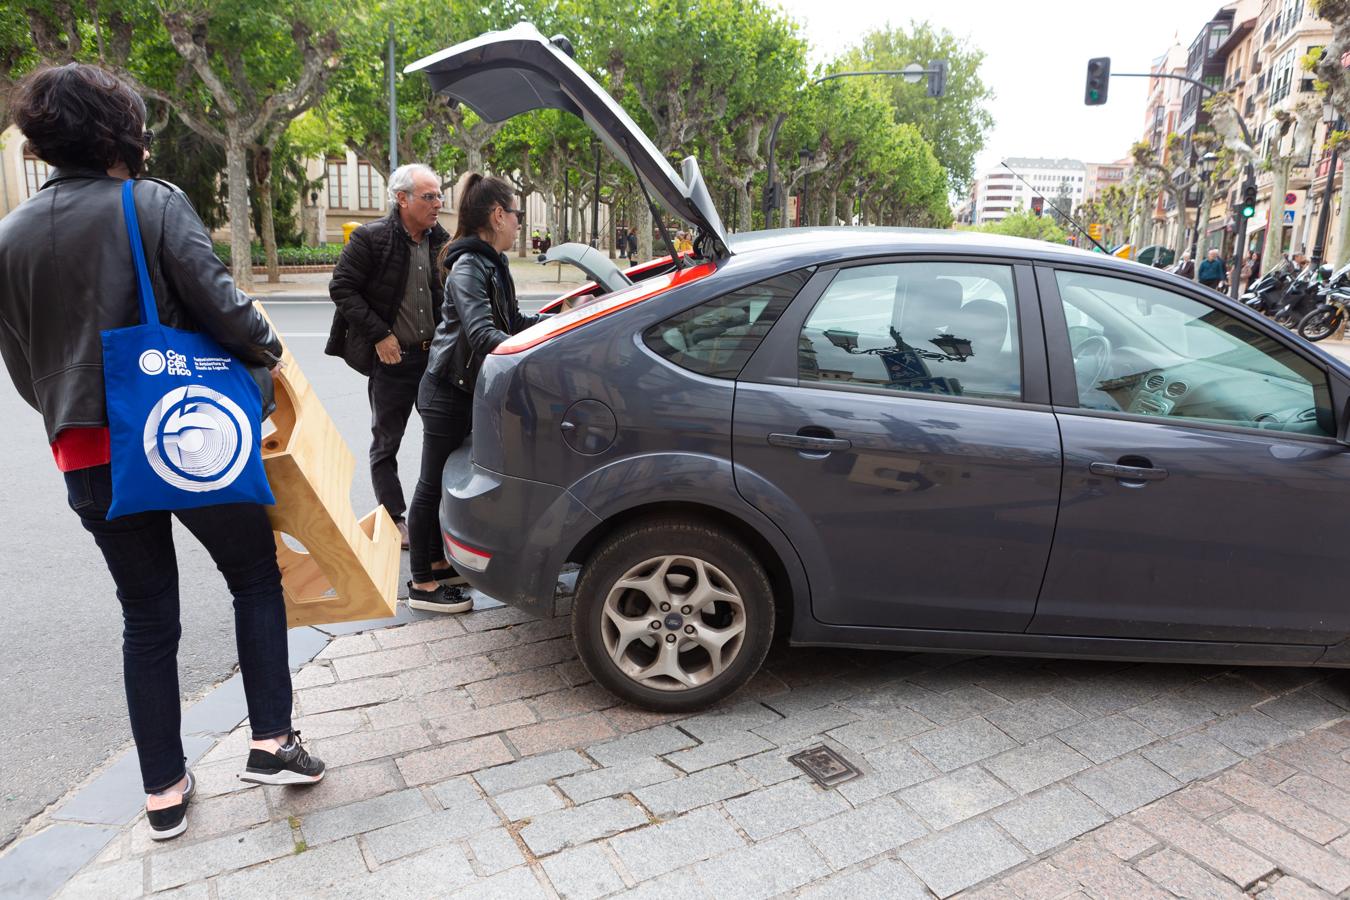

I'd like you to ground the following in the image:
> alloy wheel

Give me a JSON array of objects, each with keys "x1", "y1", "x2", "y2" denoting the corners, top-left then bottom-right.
[{"x1": 599, "y1": 554, "x2": 747, "y2": 691}]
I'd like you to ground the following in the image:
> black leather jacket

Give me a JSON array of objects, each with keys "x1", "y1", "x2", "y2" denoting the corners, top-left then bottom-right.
[
  {"x1": 325, "y1": 209, "x2": 450, "y2": 376},
  {"x1": 0, "y1": 168, "x2": 281, "y2": 442},
  {"x1": 427, "y1": 239, "x2": 539, "y2": 392}
]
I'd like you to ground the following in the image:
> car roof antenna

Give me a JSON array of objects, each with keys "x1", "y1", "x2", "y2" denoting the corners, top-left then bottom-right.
[
  {"x1": 622, "y1": 136, "x2": 687, "y2": 268},
  {"x1": 999, "y1": 162, "x2": 1109, "y2": 254}
]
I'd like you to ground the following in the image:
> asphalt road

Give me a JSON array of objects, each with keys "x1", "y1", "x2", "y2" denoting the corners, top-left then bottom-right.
[{"x1": 0, "y1": 294, "x2": 554, "y2": 847}]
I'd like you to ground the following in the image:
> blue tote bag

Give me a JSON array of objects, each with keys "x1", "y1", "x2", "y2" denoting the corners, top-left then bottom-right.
[{"x1": 101, "y1": 179, "x2": 275, "y2": 518}]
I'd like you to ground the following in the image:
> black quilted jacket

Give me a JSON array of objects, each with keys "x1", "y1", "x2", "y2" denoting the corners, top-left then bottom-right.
[{"x1": 325, "y1": 209, "x2": 450, "y2": 375}]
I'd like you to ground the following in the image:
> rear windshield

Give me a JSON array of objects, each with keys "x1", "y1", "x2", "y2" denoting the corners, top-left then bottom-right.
[{"x1": 643, "y1": 271, "x2": 808, "y2": 378}]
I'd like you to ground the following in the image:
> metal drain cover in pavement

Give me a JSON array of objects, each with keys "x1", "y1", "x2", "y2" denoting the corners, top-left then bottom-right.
[{"x1": 788, "y1": 745, "x2": 860, "y2": 787}]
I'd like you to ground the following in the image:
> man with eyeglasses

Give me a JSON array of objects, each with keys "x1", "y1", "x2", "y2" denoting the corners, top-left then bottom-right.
[{"x1": 327, "y1": 162, "x2": 451, "y2": 551}]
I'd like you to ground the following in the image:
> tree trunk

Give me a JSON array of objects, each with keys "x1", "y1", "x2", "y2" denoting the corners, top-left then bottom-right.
[
  {"x1": 1265, "y1": 161, "x2": 1291, "y2": 269},
  {"x1": 828, "y1": 189, "x2": 838, "y2": 227},
  {"x1": 254, "y1": 146, "x2": 280, "y2": 284},
  {"x1": 258, "y1": 173, "x2": 279, "y2": 283},
  {"x1": 734, "y1": 181, "x2": 752, "y2": 233},
  {"x1": 1336, "y1": 176, "x2": 1350, "y2": 267},
  {"x1": 637, "y1": 201, "x2": 653, "y2": 261},
  {"x1": 225, "y1": 132, "x2": 252, "y2": 290}
]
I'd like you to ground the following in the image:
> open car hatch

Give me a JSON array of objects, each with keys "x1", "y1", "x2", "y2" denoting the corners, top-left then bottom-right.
[{"x1": 405, "y1": 23, "x2": 731, "y2": 258}]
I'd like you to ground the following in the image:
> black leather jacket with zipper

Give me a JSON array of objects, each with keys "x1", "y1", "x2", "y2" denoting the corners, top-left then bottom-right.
[
  {"x1": 426, "y1": 239, "x2": 539, "y2": 393},
  {"x1": 0, "y1": 168, "x2": 281, "y2": 442}
]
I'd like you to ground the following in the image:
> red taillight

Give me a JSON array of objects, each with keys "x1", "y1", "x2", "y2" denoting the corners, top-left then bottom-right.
[
  {"x1": 493, "y1": 261, "x2": 715, "y2": 355},
  {"x1": 444, "y1": 532, "x2": 491, "y2": 572}
]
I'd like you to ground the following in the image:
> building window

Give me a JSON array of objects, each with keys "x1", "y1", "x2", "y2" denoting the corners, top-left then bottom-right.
[
  {"x1": 1270, "y1": 49, "x2": 1295, "y2": 104},
  {"x1": 23, "y1": 155, "x2": 52, "y2": 198},
  {"x1": 355, "y1": 161, "x2": 384, "y2": 210},
  {"x1": 326, "y1": 157, "x2": 349, "y2": 209}
]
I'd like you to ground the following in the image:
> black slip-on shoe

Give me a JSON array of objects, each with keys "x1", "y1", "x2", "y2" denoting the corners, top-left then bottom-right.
[
  {"x1": 406, "y1": 581, "x2": 473, "y2": 614},
  {"x1": 238, "y1": 731, "x2": 325, "y2": 786},
  {"x1": 147, "y1": 769, "x2": 195, "y2": 841},
  {"x1": 427, "y1": 565, "x2": 469, "y2": 587}
]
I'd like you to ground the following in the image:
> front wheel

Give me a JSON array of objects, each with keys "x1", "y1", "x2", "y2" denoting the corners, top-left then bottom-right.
[
  {"x1": 1298, "y1": 306, "x2": 1341, "y2": 342},
  {"x1": 571, "y1": 519, "x2": 775, "y2": 712}
]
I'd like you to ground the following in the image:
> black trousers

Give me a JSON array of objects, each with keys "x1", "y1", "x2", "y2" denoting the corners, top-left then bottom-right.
[
  {"x1": 367, "y1": 346, "x2": 429, "y2": 523},
  {"x1": 407, "y1": 375, "x2": 473, "y2": 583}
]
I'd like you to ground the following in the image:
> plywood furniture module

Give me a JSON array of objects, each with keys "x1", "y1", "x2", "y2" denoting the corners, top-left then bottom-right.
[{"x1": 257, "y1": 303, "x2": 399, "y2": 627}]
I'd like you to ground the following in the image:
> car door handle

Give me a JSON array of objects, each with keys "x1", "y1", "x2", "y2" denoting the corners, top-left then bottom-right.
[
  {"x1": 1089, "y1": 462, "x2": 1168, "y2": 482},
  {"x1": 768, "y1": 433, "x2": 852, "y2": 452}
]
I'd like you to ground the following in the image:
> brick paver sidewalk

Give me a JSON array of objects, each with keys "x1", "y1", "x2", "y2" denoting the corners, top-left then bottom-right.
[{"x1": 50, "y1": 597, "x2": 1350, "y2": 899}]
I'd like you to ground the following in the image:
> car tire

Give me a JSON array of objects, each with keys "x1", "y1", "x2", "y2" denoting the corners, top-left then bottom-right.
[{"x1": 571, "y1": 518, "x2": 775, "y2": 712}]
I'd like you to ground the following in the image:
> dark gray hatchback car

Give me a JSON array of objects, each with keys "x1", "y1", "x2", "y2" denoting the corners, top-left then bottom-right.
[{"x1": 409, "y1": 26, "x2": 1350, "y2": 712}]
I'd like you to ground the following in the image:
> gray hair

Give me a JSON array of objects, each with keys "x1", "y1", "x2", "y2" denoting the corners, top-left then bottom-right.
[{"x1": 387, "y1": 163, "x2": 438, "y2": 205}]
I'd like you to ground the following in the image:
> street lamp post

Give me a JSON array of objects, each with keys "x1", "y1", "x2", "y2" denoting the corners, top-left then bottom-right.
[
  {"x1": 591, "y1": 138, "x2": 601, "y2": 248},
  {"x1": 1190, "y1": 151, "x2": 1218, "y2": 279},
  {"x1": 798, "y1": 147, "x2": 813, "y2": 226},
  {"x1": 1311, "y1": 104, "x2": 1341, "y2": 271}
]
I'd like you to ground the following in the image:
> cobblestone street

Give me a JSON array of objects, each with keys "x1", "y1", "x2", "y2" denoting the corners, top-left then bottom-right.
[{"x1": 45, "y1": 597, "x2": 1350, "y2": 899}]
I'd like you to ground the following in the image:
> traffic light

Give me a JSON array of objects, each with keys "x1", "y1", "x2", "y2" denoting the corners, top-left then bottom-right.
[
  {"x1": 1085, "y1": 57, "x2": 1110, "y2": 106},
  {"x1": 927, "y1": 60, "x2": 948, "y2": 98},
  {"x1": 1240, "y1": 181, "x2": 1257, "y2": 218},
  {"x1": 1031, "y1": 197, "x2": 1045, "y2": 217}
]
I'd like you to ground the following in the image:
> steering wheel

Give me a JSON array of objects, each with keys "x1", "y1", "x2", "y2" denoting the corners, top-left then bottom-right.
[{"x1": 1071, "y1": 334, "x2": 1113, "y2": 396}]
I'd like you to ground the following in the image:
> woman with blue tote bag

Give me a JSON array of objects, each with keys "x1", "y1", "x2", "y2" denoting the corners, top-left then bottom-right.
[{"x1": 0, "y1": 64, "x2": 326, "y2": 840}]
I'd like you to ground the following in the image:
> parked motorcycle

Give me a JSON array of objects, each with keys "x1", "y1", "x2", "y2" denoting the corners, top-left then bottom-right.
[
  {"x1": 1243, "y1": 257, "x2": 1298, "y2": 315},
  {"x1": 1272, "y1": 263, "x2": 1332, "y2": 327},
  {"x1": 1296, "y1": 287, "x2": 1350, "y2": 342}
]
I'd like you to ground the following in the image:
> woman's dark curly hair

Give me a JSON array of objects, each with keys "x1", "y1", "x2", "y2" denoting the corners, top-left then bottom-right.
[{"x1": 13, "y1": 63, "x2": 148, "y2": 177}]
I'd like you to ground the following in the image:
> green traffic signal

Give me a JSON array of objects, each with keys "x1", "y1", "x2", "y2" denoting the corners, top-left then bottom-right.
[
  {"x1": 1241, "y1": 204, "x2": 1256, "y2": 218},
  {"x1": 1085, "y1": 57, "x2": 1110, "y2": 106}
]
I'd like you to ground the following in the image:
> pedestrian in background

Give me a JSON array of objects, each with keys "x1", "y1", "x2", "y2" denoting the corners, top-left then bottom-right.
[
  {"x1": 326, "y1": 163, "x2": 453, "y2": 556},
  {"x1": 626, "y1": 228, "x2": 639, "y2": 265},
  {"x1": 1198, "y1": 248, "x2": 1225, "y2": 290},
  {"x1": 404, "y1": 173, "x2": 539, "y2": 612},
  {"x1": 0, "y1": 63, "x2": 324, "y2": 841}
]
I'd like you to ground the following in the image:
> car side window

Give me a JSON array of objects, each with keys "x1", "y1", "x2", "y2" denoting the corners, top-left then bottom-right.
[
  {"x1": 1055, "y1": 270, "x2": 1334, "y2": 437},
  {"x1": 643, "y1": 271, "x2": 808, "y2": 379},
  {"x1": 798, "y1": 261, "x2": 1022, "y2": 401}
]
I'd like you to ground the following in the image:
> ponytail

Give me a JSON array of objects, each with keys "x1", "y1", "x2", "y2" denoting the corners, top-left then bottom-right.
[{"x1": 438, "y1": 171, "x2": 517, "y2": 272}]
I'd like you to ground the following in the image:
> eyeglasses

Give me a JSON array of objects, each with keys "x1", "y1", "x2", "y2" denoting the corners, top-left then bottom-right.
[
  {"x1": 141, "y1": 130, "x2": 154, "y2": 150},
  {"x1": 502, "y1": 207, "x2": 524, "y2": 218},
  {"x1": 413, "y1": 192, "x2": 443, "y2": 203}
]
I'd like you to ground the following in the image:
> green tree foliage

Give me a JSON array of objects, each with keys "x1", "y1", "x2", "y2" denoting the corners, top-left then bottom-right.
[
  {"x1": 978, "y1": 207, "x2": 1068, "y2": 243},
  {"x1": 840, "y1": 21, "x2": 994, "y2": 195},
  {"x1": 8, "y1": 0, "x2": 995, "y2": 259}
]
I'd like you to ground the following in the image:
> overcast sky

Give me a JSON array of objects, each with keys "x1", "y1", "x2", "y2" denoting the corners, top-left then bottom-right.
[{"x1": 775, "y1": 0, "x2": 1234, "y2": 181}]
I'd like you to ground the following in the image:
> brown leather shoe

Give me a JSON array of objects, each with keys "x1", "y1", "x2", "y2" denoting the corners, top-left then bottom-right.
[{"x1": 396, "y1": 519, "x2": 409, "y2": 550}]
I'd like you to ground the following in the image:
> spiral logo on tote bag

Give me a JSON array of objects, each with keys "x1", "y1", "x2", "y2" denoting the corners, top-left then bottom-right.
[{"x1": 141, "y1": 385, "x2": 254, "y2": 492}]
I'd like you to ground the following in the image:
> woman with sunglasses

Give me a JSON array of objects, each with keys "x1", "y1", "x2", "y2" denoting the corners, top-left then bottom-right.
[{"x1": 405, "y1": 173, "x2": 537, "y2": 611}]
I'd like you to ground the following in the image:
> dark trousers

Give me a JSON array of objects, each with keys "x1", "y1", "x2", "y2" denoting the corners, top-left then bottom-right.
[
  {"x1": 368, "y1": 347, "x2": 429, "y2": 522},
  {"x1": 63, "y1": 464, "x2": 292, "y2": 793},
  {"x1": 407, "y1": 376, "x2": 473, "y2": 584}
]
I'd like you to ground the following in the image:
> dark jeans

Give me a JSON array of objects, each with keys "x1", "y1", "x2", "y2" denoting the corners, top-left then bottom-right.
[
  {"x1": 407, "y1": 375, "x2": 473, "y2": 583},
  {"x1": 368, "y1": 346, "x2": 429, "y2": 523},
  {"x1": 64, "y1": 464, "x2": 292, "y2": 793}
]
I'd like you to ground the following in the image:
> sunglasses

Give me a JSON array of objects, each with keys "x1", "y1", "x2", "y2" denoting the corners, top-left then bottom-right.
[{"x1": 502, "y1": 206, "x2": 524, "y2": 218}]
